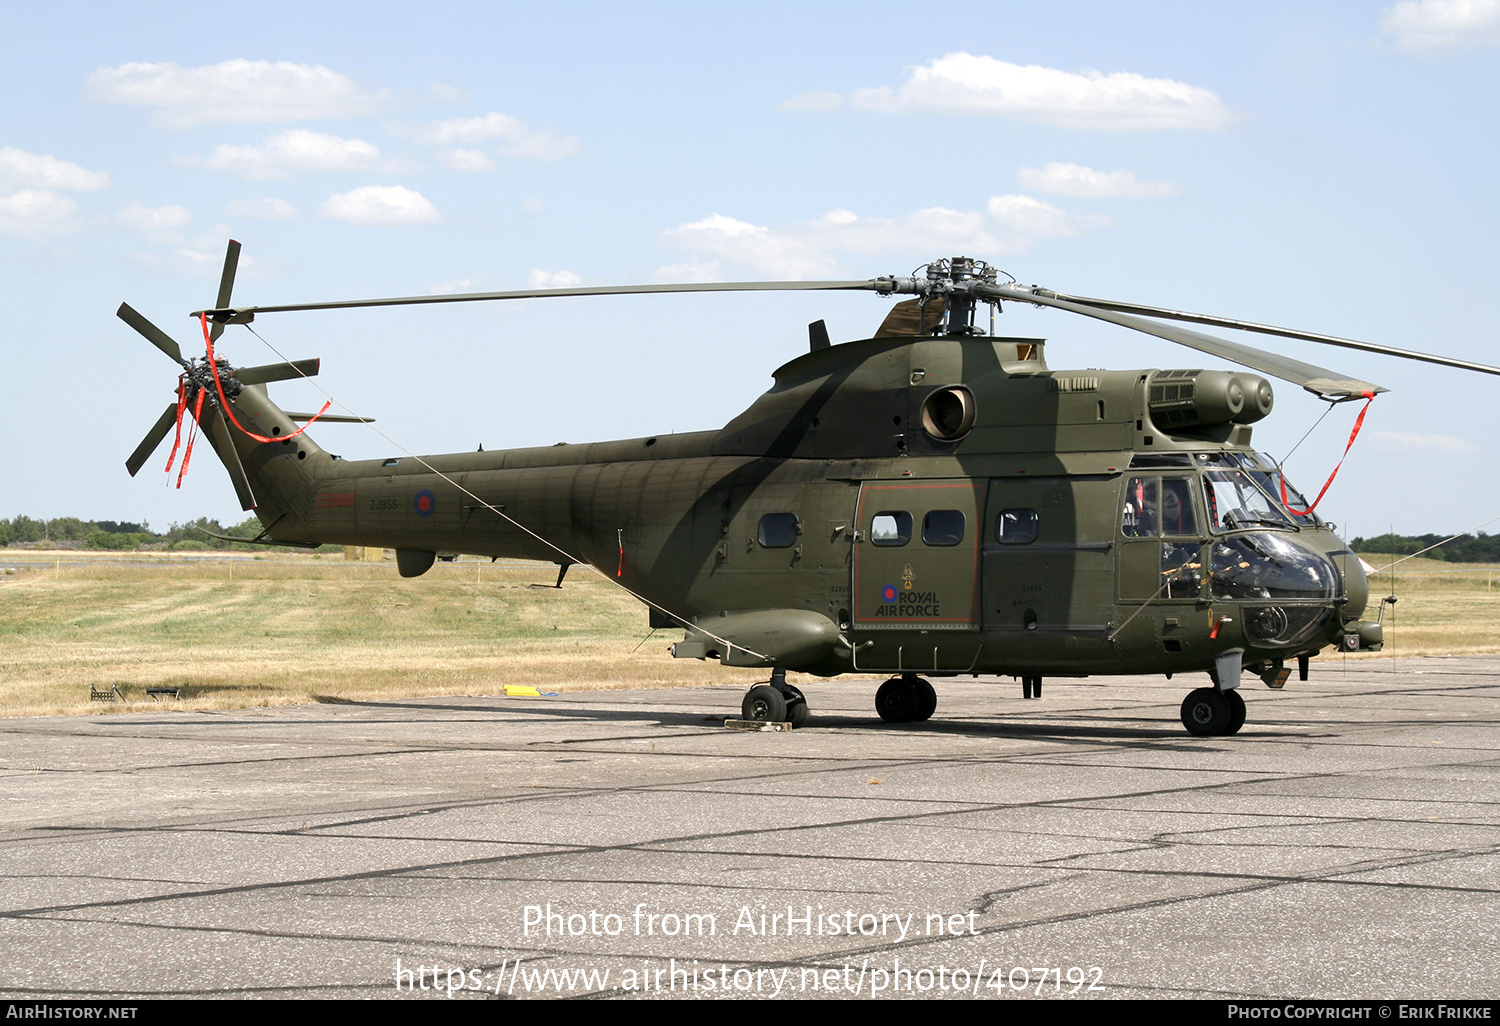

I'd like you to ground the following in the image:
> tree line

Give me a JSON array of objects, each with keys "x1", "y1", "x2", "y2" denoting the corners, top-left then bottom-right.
[
  {"x1": 1350, "y1": 532, "x2": 1500, "y2": 563},
  {"x1": 0, "y1": 515, "x2": 269, "y2": 551}
]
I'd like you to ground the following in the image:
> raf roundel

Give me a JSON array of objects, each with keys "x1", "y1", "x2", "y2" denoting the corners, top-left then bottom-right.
[
  {"x1": 413, "y1": 489, "x2": 436, "y2": 518},
  {"x1": 881, "y1": 584, "x2": 898, "y2": 604}
]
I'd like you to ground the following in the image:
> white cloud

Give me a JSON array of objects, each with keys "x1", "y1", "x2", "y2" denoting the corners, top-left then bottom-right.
[
  {"x1": 0, "y1": 190, "x2": 83, "y2": 238},
  {"x1": 434, "y1": 148, "x2": 496, "y2": 172},
  {"x1": 418, "y1": 112, "x2": 581, "y2": 160},
  {"x1": 657, "y1": 199, "x2": 1109, "y2": 279},
  {"x1": 521, "y1": 197, "x2": 543, "y2": 215},
  {"x1": 0, "y1": 148, "x2": 109, "y2": 191},
  {"x1": 427, "y1": 272, "x2": 505, "y2": 295},
  {"x1": 659, "y1": 213, "x2": 840, "y2": 279},
  {"x1": 84, "y1": 60, "x2": 392, "y2": 128},
  {"x1": 224, "y1": 197, "x2": 298, "y2": 220},
  {"x1": 319, "y1": 185, "x2": 441, "y2": 226},
  {"x1": 987, "y1": 195, "x2": 1110, "y2": 239},
  {"x1": 187, "y1": 129, "x2": 384, "y2": 181},
  {"x1": 1369, "y1": 430, "x2": 1480, "y2": 453},
  {"x1": 131, "y1": 228, "x2": 280, "y2": 280},
  {"x1": 654, "y1": 259, "x2": 722, "y2": 284},
  {"x1": 115, "y1": 199, "x2": 192, "y2": 243},
  {"x1": 526, "y1": 269, "x2": 583, "y2": 289},
  {"x1": 1380, "y1": 0, "x2": 1500, "y2": 53},
  {"x1": 1017, "y1": 162, "x2": 1183, "y2": 199},
  {"x1": 847, "y1": 53, "x2": 1237, "y2": 131},
  {"x1": 779, "y1": 91, "x2": 845, "y2": 111}
]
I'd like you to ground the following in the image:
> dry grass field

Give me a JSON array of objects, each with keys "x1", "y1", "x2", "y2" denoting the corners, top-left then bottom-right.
[
  {"x1": 0, "y1": 551, "x2": 766, "y2": 718},
  {"x1": 1357, "y1": 552, "x2": 1500, "y2": 656},
  {"x1": 1, "y1": 549, "x2": 1496, "y2": 718}
]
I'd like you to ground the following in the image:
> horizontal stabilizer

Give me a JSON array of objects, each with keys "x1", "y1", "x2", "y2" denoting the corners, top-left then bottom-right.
[
  {"x1": 283, "y1": 411, "x2": 373, "y2": 423},
  {"x1": 234, "y1": 358, "x2": 320, "y2": 385}
]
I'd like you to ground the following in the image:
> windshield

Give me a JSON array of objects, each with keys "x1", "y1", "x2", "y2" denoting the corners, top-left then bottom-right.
[
  {"x1": 1202, "y1": 470, "x2": 1296, "y2": 531},
  {"x1": 1237, "y1": 452, "x2": 1322, "y2": 527}
]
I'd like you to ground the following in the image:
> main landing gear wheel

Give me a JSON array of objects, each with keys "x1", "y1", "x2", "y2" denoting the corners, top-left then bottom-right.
[
  {"x1": 776, "y1": 682, "x2": 809, "y2": 728},
  {"x1": 911, "y1": 677, "x2": 937, "y2": 721},
  {"x1": 1180, "y1": 687, "x2": 1230, "y2": 736},
  {"x1": 875, "y1": 675, "x2": 936, "y2": 723},
  {"x1": 742, "y1": 684, "x2": 787, "y2": 724}
]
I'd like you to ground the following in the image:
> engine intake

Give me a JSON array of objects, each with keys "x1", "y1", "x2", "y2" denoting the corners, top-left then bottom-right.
[{"x1": 1148, "y1": 369, "x2": 1273, "y2": 431}]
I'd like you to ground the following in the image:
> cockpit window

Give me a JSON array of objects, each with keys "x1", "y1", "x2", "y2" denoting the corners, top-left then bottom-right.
[
  {"x1": 1236, "y1": 452, "x2": 1323, "y2": 527},
  {"x1": 1202, "y1": 470, "x2": 1295, "y2": 531},
  {"x1": 1123, "y1": 476, "x2": 1198, "y2": 537}
]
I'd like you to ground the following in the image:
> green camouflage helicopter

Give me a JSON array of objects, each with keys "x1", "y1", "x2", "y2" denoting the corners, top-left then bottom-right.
[{"x1": 119, "y1": 242, "x2": 1500, "y2": 735}]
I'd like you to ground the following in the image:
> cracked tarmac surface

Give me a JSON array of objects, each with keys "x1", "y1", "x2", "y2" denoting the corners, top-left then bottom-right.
[{"x1": 1, "y1": 656, "x2": 1497, "y2": 999}]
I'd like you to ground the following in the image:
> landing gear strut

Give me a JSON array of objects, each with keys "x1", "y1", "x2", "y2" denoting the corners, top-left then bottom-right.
[
  {"x1": 875, "y1": 674, "x2": 937, "y2": 723},
  {"x1": 739, "y1": 667, "x2": 809, "y2": 727}
]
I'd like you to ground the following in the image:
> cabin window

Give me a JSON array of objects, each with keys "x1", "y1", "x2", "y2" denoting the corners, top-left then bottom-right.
[
  {"x1": 870, "y1": 512, "x2": 912, "y2": 546},
  {"x1": 922, "y1": 510, "x2": 965, "y2": 546},
  {"x1": 757, "y1": 513, "x2": 800, "y2": 548},
  {"x1": 995, "y1": 509, "x2": 1039, "y2": 545}
]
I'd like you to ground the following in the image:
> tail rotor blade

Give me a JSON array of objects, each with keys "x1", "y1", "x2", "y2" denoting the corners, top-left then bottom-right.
[
  {"x1": 233, "y1": 358, "x2": 320, "y2": 385},
  {"x1": 202, "y1": 405, "x2": 257, "y2": 511},
  {"x1": 210, "y1": 240, "x2": 241, "y2": 343},
  {"x1": 125, "y1": 405, "x2": 179, "y2": 477},
  {"x1": 117, "y1": 303, "x2": 183, "y2": 363}
]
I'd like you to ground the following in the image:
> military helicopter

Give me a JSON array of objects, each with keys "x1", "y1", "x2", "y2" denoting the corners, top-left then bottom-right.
[{"x1": 119, "y1": 242, "x2": 1500, "y2": 735}]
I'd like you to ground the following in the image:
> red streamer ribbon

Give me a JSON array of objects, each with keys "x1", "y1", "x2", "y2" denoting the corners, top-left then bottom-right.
[
  {"x1": 200, "y1": 313, "x2": 330, "y2": 443},
  {"x1": 176, "y1": 386, "x2": 205, "y2": 489},
  {"x1": 163, "y1": 376, "x2": 188, "y2": 475},
  {"x1": 1280, "y1": 391, "x2": 1375, "y2": 516}
]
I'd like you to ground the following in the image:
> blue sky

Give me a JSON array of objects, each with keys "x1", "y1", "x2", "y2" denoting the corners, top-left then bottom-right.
[{"x1": 4, "y1": 0, "x2": 1498, "y2": 540}]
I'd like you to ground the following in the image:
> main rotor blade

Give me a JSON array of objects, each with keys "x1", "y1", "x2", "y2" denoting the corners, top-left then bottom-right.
[
  {"x1": 984, "y1": 284, "x2": 1384, "y2": 400},
  {"x1": 194, "y1": 278, "x2": 882, "y2": 320},
  {"x1": 125, "y1": 404, "x2": 179, "y2": 477},
  {"x1": 209, "y1": 240, "x2": 241, "y2": 342},
  {"x1": 201, "y1": 404, "x2": 257, "y2": 511},
  {"x1": 1037, "y1": 289, "x2": 1500, "y2": 379},
  {"x1": 233, "y1": 358, "x2": 320, "y2": 385},
  {"x1": 117, "y1": 303, "x2": 183, "y2": 363}
]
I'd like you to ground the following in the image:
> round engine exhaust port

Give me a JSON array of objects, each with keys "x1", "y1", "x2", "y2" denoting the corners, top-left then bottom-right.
[{"x1": 921, "y1": 385, "x2": 977, "y2": 441}]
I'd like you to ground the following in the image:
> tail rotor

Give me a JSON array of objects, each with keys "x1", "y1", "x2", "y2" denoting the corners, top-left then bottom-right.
[{"x1": 119, "y1": 239, "x2": 321, "y2": 510}]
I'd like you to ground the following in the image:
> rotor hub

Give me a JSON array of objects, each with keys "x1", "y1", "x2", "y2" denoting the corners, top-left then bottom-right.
[{"x1": 875, "y1": 256, "x2": 1008, "y2": 336}]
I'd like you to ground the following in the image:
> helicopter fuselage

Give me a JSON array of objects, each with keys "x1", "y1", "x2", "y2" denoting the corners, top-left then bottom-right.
[{"x1": 225, "y1": 332, "x2": 1379, "y2": 689}]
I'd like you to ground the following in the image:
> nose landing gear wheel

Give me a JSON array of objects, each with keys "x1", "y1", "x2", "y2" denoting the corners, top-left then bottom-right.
[
  {"x1": 1181, "y1": 687, "x2": 1230, "y2": 736},
  {"x1": 1222, "y1": 688, "x2": 1246, "y2": 735}
]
